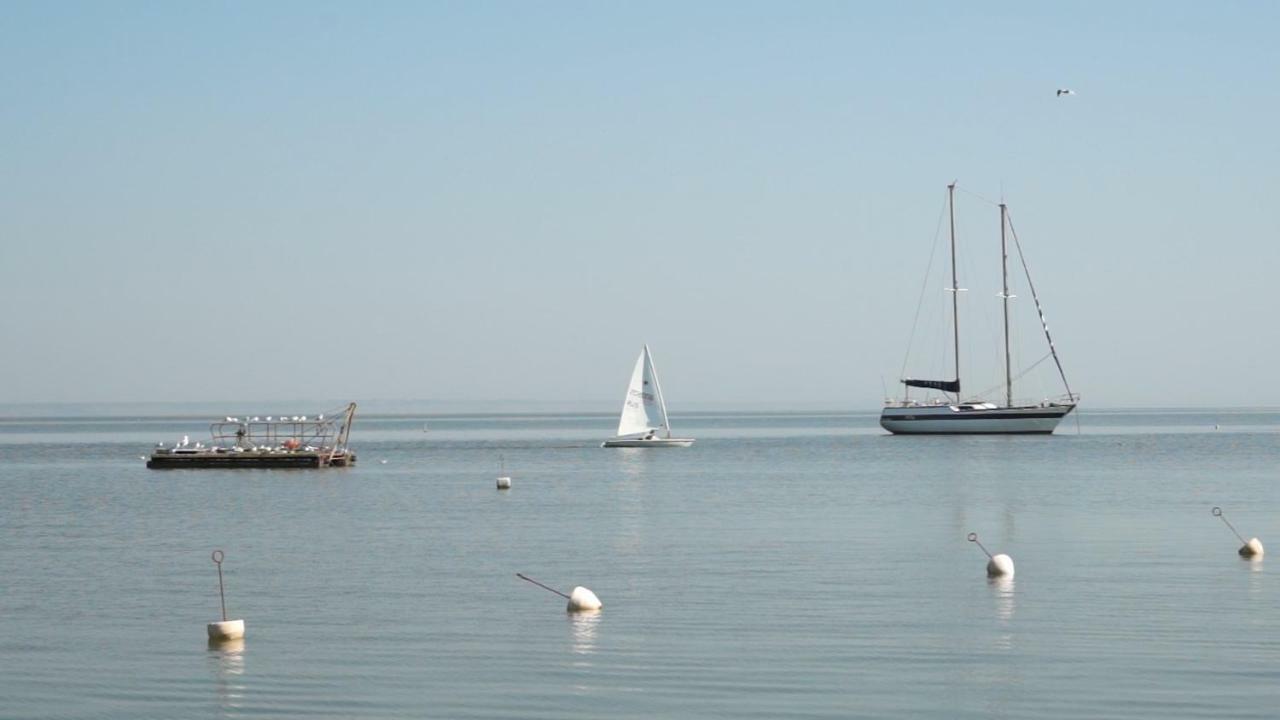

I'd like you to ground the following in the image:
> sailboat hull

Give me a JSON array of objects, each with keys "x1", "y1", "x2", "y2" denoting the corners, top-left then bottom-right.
[
  {"x1": 880, "y1": 404, "x2": 1075, "y2": 435},
  {"x1": 601, "y1": 438, "x2": 695, "y2": 448}
]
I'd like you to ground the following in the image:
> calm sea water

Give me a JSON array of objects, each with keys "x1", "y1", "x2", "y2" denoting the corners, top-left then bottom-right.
[{"x1": 1, "y1": 409, "x2": 1277, "y2": 719}]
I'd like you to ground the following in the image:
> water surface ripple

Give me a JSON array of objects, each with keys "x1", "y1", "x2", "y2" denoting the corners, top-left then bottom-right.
[{"x1": 0, "y1": 409, "x2": 1277, "y2": 718}]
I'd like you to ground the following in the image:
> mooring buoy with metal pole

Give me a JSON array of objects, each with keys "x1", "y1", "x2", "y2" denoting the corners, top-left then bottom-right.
[
  {"x1": 1213, "y1": 506, "x2": 1264, "y2": 558},
  {"x1": 496, "y1": 453, "x2": 511, "y2": 490},
  {"x1": 207, "y1": 550, "x2": 246, "y2": 641},
  {"x1": 968, "y1": 532, "x2": 1015, "y2": 578},
  {"x1": 517, "y1": 572, "x2": 602, "y2": 612}
]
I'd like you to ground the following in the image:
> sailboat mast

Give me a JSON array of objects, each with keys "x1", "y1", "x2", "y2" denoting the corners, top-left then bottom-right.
[
  {"x1": 645, "y1": 345, "x2": 673, "y2": 438},
  {"x1": 1000, "y1": 203, "x2": 1012, "y2": 408},
  {"x1": 947, "y1": 182, "x2": 960, "y2": 401}
]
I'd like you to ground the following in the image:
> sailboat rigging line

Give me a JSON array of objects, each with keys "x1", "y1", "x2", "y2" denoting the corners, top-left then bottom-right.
[
  {"x1": 1005, "y1": 211, "x2": 1075, "y2": 401},
  {"x1": 955, "y1": 186, "x2": 1001, "y2": 207},
  {"x1": 967, "y1": 352, "x2": 1052, "y2": 402},
  {"x1": 899, "y1": 192, "x2": 951, "y2": 386}
]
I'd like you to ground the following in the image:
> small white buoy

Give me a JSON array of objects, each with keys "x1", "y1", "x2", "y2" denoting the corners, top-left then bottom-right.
[
  {"x1": 206, "y1": 550, "x2": 246, "y2": 642},
  {"x1": 566, "y1": 586, "x2": 603, "y2": 612},
  {"x1": 380, "y1": 459, "x2": 388, "y2": 464},
  {"x1": 968, "y1": 532, "x2": 1014, "y2": 578},
  {"x1": 1241, "y1": 537, "x2": 1265, "y2": 558},
  {"x1": 207, "y1": 618, "x2": 245, "y2": 641},
  {"x1": 517, "y1": 573, "x2": 602, "y2": 613},
  {"x1": 987, "y1": 553, "x2": 1015, "y2": 578},
  {"x1": 1213, "y1": 507, "x2": 1264, "y2": 559},
  {"x1": 496, "y1": 454, "x2": 511, "y2": 490}
]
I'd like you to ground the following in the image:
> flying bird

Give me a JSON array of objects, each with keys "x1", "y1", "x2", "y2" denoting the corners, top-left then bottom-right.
[{"x1": 1056, "y1": 88, "x2": 1076, "y2": 97}]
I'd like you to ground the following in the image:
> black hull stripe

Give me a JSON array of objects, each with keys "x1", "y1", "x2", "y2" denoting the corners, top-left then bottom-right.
[
  {"x1": 881, "y1": 411, "x2": 1070, "y2": 421},
  {"x1": 882, "y1": 429, "x2": 1057, "y2": 435}
]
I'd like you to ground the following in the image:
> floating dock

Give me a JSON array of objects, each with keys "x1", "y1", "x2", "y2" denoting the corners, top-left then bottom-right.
[
  {"x1": 147, "y1": 448, "x2": 355, "y2": 469},
  {"x1": 146, "y1": 403, "x2": 357, "y2": 470}
]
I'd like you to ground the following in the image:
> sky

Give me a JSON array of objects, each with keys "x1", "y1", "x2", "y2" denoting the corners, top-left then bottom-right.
[{"x1": 2, "y1": 1, "x2": 1278, "y2": 411}]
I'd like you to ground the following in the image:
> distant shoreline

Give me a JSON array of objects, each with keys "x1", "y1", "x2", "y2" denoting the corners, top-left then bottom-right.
[{"x1": 1, "y1": 402, "x2": 1279, "y2": 420}]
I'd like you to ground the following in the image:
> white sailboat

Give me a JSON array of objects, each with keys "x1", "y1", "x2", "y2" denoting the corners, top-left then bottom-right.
[
  {"x1": 880, "y1": 183, "x2": 1078, "y2": 435},
  {"x1": 602, "y1": 345, "x2": 695, "y2": 448}
]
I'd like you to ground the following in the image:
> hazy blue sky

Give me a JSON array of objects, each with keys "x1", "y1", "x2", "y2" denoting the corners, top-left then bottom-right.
[{"x1": 3, "y1": 1, "x2": 1277, "y2": 410}]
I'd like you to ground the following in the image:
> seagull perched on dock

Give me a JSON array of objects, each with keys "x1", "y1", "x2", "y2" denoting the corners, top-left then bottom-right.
[{"x1": 1056, "y1": 88, "x2": 1076, "y2": 97}]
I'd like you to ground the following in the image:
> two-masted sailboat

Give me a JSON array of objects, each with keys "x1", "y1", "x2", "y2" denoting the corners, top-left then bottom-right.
[
  {"x1": 602, "y1": 345, "x2": 695, "y2": 447},
  {"x1": 880, "y1": 184, "x2": 1078, "y2": 434}
]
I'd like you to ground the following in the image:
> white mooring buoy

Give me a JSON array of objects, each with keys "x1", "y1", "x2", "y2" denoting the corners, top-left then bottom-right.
[
  {"x1": 1212, "y1": 507, "x2": 1264, "y2": 558},
  {"x1": 517, "y1": 573, "x2": 602, "y2": 612},
  {"x1": 496, "y1": 453, "x2": 511, "y2": 490},
  {"x1": 207, "y1": 550, "x2": 246, "y2": 641},
  {"x1": 567, "y1": 586, "x2": 603, "y2": 611},
  {"x1": 968, "y1": 532, "x2": 1015, "y2": 578}
]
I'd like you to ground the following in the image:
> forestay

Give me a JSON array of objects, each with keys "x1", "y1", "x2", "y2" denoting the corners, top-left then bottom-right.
[{"x1": 616, "y1": 346, "x2": 669, "y2": 437}]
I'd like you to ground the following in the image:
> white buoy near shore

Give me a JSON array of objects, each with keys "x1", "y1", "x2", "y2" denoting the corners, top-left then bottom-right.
[
  {"x1": 1241, "y1": 537, "x2": 1265, "y2": 558},
  {"x1": 206, "y1": 550, "x2": 246, "y2": 642},
  {"x1": 969, "y1": 532, "x2": 1014, "y2": 578},
  {"x1": 207, "y1": 618, "x2": 245, "y2": 641},
  {"x1": 496, "y1": 454, "x2": 511, "y2": 489},
  {"x1": 567, "y1": 586, "x2": 603, "y2": 612},
  {"x1": 987, "y1": 553, "x2": 1015, "y2": 578},
  {"x1": 518, "y1": 573, "x2": 602, "y2": 612},
  {"x1": 1213, "y1": 507, "x2": 1264, "y2": 559}
]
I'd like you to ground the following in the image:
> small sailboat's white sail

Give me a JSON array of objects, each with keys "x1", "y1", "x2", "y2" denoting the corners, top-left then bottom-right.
[
  {"x1": 616, "y1": 347, "x2": 667, "y2": 438},
  {"x1": 603, "y1": 345, "x2": 694, "y2": 448}
]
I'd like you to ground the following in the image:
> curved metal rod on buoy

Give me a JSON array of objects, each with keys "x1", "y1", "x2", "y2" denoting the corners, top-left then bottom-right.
[
  {"x1": 211, "y1": 550, "x2": 228, "y2": 622},
  {"x1": 1212, "y1": 507, "x2": 1247, "y2": 544},
  {"x1": 516, "y1": 573, "x2": 570, "y2": 600},
  {"x1": 967, "y1": 532, "x2": 994, "y2": 559}
]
